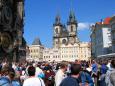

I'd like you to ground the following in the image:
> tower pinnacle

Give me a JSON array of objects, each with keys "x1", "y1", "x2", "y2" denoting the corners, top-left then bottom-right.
[
  {"x1": 54, "y1": 14, "x2": 62, "y2": 26},
  {"x1": 67, "y1": 10, "x2": 77, "y2": 25}
]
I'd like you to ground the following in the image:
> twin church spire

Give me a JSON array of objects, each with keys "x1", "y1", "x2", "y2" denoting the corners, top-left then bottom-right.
[
  {"x1": 54, "y1": 10, "x2": 77, "y2": 26},
  {"x1": 53, "y1": 10, "x2": 79, "y2": 48},
  {"x1": 54, "y1": 14, "x2": 61, "y2": 26}
]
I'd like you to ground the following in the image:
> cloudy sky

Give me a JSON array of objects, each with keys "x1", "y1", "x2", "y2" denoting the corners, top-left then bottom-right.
[{"x1": 24, "y1": 0, "x2": 115, "y2": 47}]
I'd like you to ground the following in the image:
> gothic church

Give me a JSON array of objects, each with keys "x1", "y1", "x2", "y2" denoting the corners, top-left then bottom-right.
[{"x1": 53, "y1": 11, "x2": 79, "y2": 48}]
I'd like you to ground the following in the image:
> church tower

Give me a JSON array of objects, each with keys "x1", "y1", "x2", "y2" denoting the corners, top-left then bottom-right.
[
  {"x1": 53, "y1": 14, "x2": 63, "y2": 48},
  {"x1": 67, "y1": 11, "x2": 78, "y2": 44}
]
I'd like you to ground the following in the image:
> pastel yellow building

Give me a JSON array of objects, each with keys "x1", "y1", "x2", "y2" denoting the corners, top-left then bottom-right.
[{"x1": 29, "y1": 38, "x2": 44, "y2": 61}]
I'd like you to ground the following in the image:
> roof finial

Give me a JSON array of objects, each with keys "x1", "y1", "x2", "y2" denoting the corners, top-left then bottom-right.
[
  {"x1": 54, "y1": 11, "x2": 62, "y2": 25},
  {"x1": 67, "y1": 10, "x2": 76, "y2": 25},
  {"x1": 56, "y1": 12, "x2": 60, "y2": 22},
  {"x1": 67, "y1": 0, "x2": 77, "y2": 25},
  {"x1": 70, "y1": 0, "x2": 74, "y2": 14}
]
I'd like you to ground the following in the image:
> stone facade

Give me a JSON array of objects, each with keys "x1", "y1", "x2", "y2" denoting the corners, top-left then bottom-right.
[
  {"x1": 53, "y1": 11, "x2": 79, "y2": 48},
  {"x1": 0, "y1": 0, "x2": 26, "y2": 62}
]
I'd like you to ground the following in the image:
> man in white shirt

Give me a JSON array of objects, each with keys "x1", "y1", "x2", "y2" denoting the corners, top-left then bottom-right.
[
  {"x1": 107, "y1": 60, "x2": 111, "y2": 70},
  {"x1": 55, "y1": 61, "x2": 68, "y2": 86},
  {"x1": 23, "y1": 66, "x2": 45, "y2": 86}
]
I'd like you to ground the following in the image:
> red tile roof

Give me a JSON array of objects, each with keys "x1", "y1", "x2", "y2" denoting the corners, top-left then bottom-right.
[{"x1": 103, "y1": 17, "x2": 112, "y2": 24}]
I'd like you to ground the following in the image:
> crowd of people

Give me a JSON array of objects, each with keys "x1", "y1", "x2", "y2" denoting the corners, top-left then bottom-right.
[{"x1": 0, "y1": 58, "x2": 115, "y2": 86}]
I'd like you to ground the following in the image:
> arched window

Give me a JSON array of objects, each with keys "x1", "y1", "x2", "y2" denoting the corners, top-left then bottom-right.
[
  {"x1": 55, "y1": 28, "x2": 58, "y2": 33},
  {"x1": 71, "y1": 26, "x2": 73, "y2": 32}
]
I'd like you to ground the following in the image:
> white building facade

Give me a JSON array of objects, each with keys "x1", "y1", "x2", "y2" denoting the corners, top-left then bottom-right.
[
  {"x1": 43, "y1": 48, "x2": 61, "y2": 62},
  {"x1": 42, "y1": 42, "x2": 90, "y2": 62},
  {"x1": 91, "y1": 17, "x2": 112, "y2": 58},
  {"x1": 60, "y1": 43, "x2": 80, "y2": 61},
  {"x1": 59, "y1": 42, "x2": 90, "y2": 61},
  {"x1": 79, "y1": 42, "x2": 91, "y2": 61}
]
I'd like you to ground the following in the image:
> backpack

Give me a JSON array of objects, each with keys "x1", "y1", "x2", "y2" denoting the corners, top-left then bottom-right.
[
  {"x1": 12, "y1": 80, "x2": 21, "y2": 86},
  {"x1": 80, "y1": 71, "x2": 94, "y2": 86}
]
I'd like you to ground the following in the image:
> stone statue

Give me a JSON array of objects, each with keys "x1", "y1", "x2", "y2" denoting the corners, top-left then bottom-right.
[
  {"x1": 14, "y1": 1, "x2": 24, "y2": 30},
  {"x1": 2, "y1": 6, "x2": 12, "y2": 25},
  {"x1": 14, "y1": 1, "x2": 24, "y2": 47},
  {"x1": 0, "y1": 0, "x2": 13, "y2": 27}
]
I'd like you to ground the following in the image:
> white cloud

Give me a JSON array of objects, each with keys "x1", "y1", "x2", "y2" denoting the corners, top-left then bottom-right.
[{"x1": 78, "y1": 22, "x2": 94, "y2": 30}]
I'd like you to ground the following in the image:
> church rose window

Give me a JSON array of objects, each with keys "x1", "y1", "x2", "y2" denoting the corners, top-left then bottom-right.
[{"x1": 62, "y1": 39, "x2": 66, "y2": 44}]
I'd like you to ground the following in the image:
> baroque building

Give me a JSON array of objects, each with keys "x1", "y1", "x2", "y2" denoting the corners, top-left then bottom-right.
[
  {"x1": 43, "y1": 48, "x2": 60, "y2": 62},
  {"x1": 0, "y1": 0, "x2": 26, "y2": 62},
  {"x1": 59, "y1": 42, "x2": 91, "y2": 61},
  {"x1": 28, "y1": 11, "x2": 91, "y2": 62},
  {"x1": 29, "y1": 38, "x2": 44, "y2": 61}
]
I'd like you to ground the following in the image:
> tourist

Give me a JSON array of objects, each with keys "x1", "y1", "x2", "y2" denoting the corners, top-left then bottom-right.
[
  {"x1": 0, "y1": 65, "x2": 21, "y2": 86},
  {"x1": 79, "y1": 67, "x2": 94, "y2": 86},
  {"x1": 99, "y1": 61, "x2": 108, "y2": 86},
  {"x1": 23, "y1": 66, "x2": 45, "y2": 86},
  {"x1": 55, "y1": 61, "x2": 68, "y2": 86},
  {"x1": 91, "y1": 60, "x2": 98, "y2": 86},
  {"x1": 105, "y1": 59, "x2": 115, "y2": 86},
  {"x1": 60, "y1": 63, "x2": 81, "y2": 86}
]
